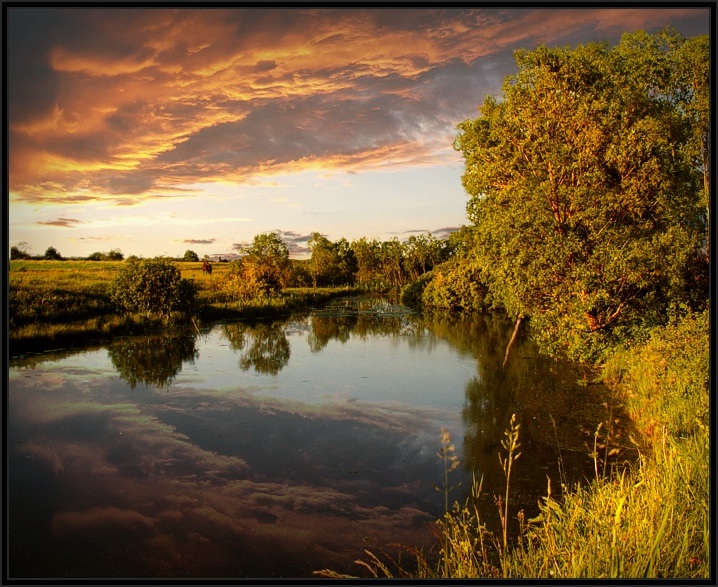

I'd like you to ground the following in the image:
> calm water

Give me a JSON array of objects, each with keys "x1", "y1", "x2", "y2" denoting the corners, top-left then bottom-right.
[{"x1": 8, "y1": 297, "x2": 621, "y2": 579}]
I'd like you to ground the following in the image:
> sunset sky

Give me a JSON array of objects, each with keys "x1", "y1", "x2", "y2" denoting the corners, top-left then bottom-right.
[{"x1": 6, "y1": 5, "x2": 710, "y2": 259}]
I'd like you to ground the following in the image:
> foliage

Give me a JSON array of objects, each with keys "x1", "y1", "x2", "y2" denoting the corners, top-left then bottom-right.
[
  {"x1": 421, "y1": 258, "x2": 489, "y2": 311},
  {"x1": 324, "y1": 310, "x2": 709, "y2": 579},
  {"x1": 44, "y1": 246, "x2": 63, "y2": 260},
  {"x1": 601, "y1": 310, "x2": 709, "y2": 444},
  {"x1": 227, "y1": 232, "x2": 292, "y2": 300},
  {"x1": 10, "y1": 244, "x2": 31, "y2": 260},
  {"x1": 402, "y1": 233, "x2": 451, "y2": 282},
  {"x1": 287, "y1": 259, "x2": 314, "y2": 287},
  {"x1": 351, "y1": 236, "x2": 411, "y2": 291},
  {"x1": 109, "y1": 256, "x2": 198, "y2": 318},
  {"x1": 87, "y1": 248, "x2": 124, "y2": 261},
  {"x1": 223, "y1": 321, "x2": 291, "y2": 375},
  {"x1": 308, "y1": 233, "x2": 357, "y2": 287},
  {"x1": 183, "y1": 249, "x2": 199, "y2": 262},
  {"x1": 454, "y1": 28, "x2": 709, "y2": 362},
  {"x1": 8, "y1": 260, "x2": 355, "y2": 355},
  {"x1": 399, "y1": 271, "x2": 434, "y2": 307},
  {"x1": 107, "y1": 330, "x2": 198, "y2": 389}
]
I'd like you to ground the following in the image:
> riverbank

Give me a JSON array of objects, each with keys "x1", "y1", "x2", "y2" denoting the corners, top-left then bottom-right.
[
  {"x1": 317, "y1": 310, "x2": 710, "y2": 579},
  {"x1": 8, "y1": 259, "x2": 358, "y2": 357}
]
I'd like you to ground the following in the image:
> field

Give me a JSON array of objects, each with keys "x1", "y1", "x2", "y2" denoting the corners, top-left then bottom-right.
[{"x1": 8, "y1": 259, "x2": 353, "y2": 356}]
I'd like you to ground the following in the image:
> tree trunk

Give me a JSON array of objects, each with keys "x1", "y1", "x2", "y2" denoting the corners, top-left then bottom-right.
[{"x1": 502, "y1": 315, "x2": 523, "y2": 368}]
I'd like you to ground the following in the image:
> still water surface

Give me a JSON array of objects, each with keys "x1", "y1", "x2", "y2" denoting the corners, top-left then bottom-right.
[{"x1": 8, "y1": 297, "x2": 617, "y2": 579}]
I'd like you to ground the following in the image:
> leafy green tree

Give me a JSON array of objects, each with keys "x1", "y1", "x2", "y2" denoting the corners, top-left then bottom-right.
[
  {"x1": 351, "y1": 237, "x2": 385, "y2": 290},
  {"x1": 109, "y1": 256, "x2": 197, "y2": 318},
  {"x1": 87, "y1": 249, "x2": 123, "y2": 261},
  {"x1": 308, "y1": 232, "x2": 334, "y2": 287},
  {"x1": 10, "y1": 243, "x2": 31, "y2": 260},
  {"x1": 308, "y1": 233, "x2": 357, "y2": 287},
  {"x1": 183, "y1": 249, "x2": 199, "y2": 262},
  {"x1": 454, "y1": 28, "x2": 709, "y2": 361},
  {"x1": 402, "y1": 233, "x2": 450, "y2": 282},
  {"x1": 228, "y1": 232, "x2": 291, "y2": 299},
  {"x1": 44, "y1": 246, "x2": 62, "y2": 260},
  {"x1": 380, "y1": 238, "x2": 406, "y2": 290},
  {"x1": 350, "y1": 237, "x2": 409, "y2": 291}
]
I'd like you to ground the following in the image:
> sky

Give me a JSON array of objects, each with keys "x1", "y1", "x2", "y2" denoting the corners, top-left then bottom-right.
[{"x1": 6, "y1": 5, "x2": 711, "y2": 259}]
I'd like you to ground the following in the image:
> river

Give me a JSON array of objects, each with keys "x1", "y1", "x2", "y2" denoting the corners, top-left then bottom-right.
[{"x1": 7, "y1": 296, "x2": 628, "y2": 579}]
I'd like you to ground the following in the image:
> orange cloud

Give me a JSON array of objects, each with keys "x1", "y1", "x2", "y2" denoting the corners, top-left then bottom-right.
[{"x1": 7, "y1": 7, "x2": 708, "y2": 207}]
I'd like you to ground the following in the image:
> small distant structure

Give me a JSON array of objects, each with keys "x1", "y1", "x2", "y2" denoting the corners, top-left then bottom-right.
[{"x1": 208, "y1": 253, "x2": 239, "y2": 262}]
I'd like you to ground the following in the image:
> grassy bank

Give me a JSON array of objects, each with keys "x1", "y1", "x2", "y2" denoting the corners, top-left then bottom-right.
[
  {"x1": 8, "y1": 260, "x2": 356, "y2": 356},
  {"x1": 316, "y1": 311, "x2": 710, "y2": 579}
]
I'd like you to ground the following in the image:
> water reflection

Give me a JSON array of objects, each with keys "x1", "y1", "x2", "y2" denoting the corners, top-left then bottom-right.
[
  {"x1": 8, "y1": 297, "x2": 635, "y2": 580},
  {"x1": 223, "y1": 321, "x2": 291, "y2": 375},
  {"x1": 423, "y1": 309, "x2": 635, "y2": 528},
  {"x1": 107, "y1": 330, "x2": 199, "y2": 389}
]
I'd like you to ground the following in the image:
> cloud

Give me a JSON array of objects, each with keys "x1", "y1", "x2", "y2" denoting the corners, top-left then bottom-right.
[
  {"x1": 183, "y1": 238, "x2": 215, "y2": 245},
  {"x1": 7, "y1": 6, "x2": 709, "y2": 217},
  {"x1": 9, "y1": 363, "x2": 446, "y2": 577},
  {"x1": 431, "y1": 226, "x2": 461, "y2": 239},
  {"x1": 37, "y1": 217, "x2": 83, "y2": 227}
]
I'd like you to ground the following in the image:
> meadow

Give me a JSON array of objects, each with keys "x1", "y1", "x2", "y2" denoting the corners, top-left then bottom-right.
[{"x1": 8, "y1": 259, "x2": 353, "y2": 356}]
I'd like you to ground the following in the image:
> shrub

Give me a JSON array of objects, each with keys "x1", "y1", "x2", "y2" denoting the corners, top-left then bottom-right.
[
  {"x1": 422, "y1": 259, "x2": 489, "y2": 311},
  {"x1": 109, "y1": 256, "x2": 197, "y2": 318},
  {"x1": 10, "y1": 246, "x2": 31, "y2": 260},
  {"x1": 400, "y1": 272, "x2": 433, "y2": 307}
]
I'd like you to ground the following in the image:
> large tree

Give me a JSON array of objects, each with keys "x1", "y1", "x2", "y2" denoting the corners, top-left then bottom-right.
[{"x1": 454, "y1": 28, "x2": 709, "y2": 361}]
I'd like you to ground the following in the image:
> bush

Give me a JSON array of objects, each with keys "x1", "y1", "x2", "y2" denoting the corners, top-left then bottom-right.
[
  {"x1": 400, "y1": 272, "x2": 433, "y2": 307},
  {"x1": 10, "y1": 246, "x2": 31, "y2": 260},
  {"x1": 109, "y1": 256, "x2": 197, "y2": 318},
  {"x1": 421, "y1": 259, "x2": 489, "y2": 311}
]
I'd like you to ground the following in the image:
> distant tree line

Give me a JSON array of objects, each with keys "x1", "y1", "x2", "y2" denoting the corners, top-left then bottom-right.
[{"x1": 10, "y1": 243, "x2": 125, "y2": 261}]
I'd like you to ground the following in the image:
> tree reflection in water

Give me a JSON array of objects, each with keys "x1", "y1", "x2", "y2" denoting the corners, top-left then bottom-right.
[
  {"x1": 308, "y1": 296, "x2": 422, "y2": 352},
  {"x1": 307, "y1": 314, "x2": 355, "y2": 352},
  {"x1": 107, "y1": 330, "x2": 199, "y2": 389},
  {"x1": 223, "y1": 320, "x2": 291, "y2": 375},
  {"x1": 421, "y1": 308, "x2": 637, "y2": 534}
]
